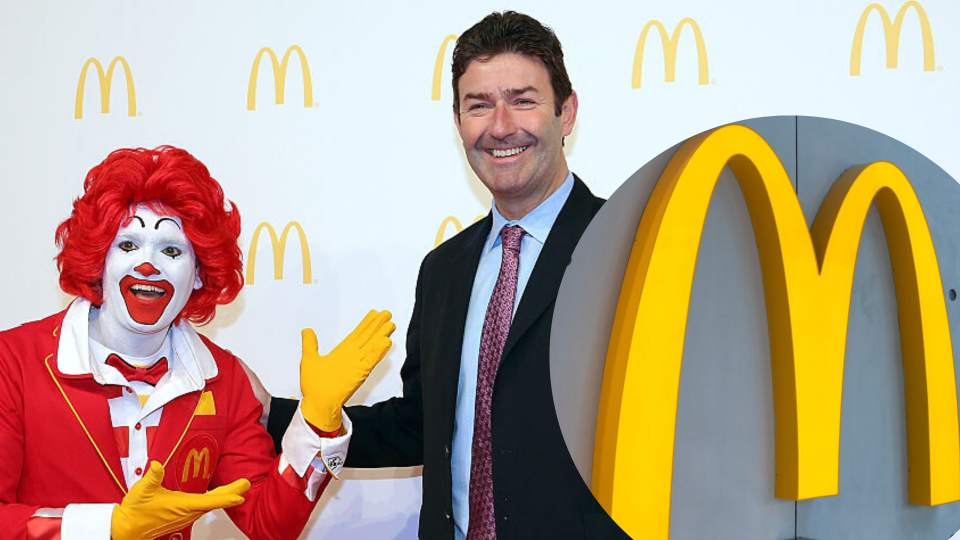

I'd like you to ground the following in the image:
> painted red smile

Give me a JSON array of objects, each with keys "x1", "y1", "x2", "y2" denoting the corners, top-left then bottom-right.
[{"x1": 120, "y1": 276, "x2": 175, "y2": 325}]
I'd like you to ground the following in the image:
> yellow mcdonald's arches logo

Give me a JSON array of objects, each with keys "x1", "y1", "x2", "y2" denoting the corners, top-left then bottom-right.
[
  {"x1": 182, "y1": 448, "x2": 212, "y2": 482},
  {"x1": 431, "y1": 35, "x2": 458, "y2": 101},
  {"x1": 632, "y1": 19, "x2": 709, "y2": 89},
  {"x1": 435, "y1": 214, "x2": 484, "y2": 248},
  {"x1": 74, "y1": 56, "x2": 136, "y2": 119},
  {"x1": 850, "y1": 2, "x2": 935, "y2": 75},
  {"x1": 247, "y1": 46, "x2": 314, "y2": 110},
  {"x1": 246, "y1": 221, "x2": 313, "y2": 285},
  {"x1": 592, "y1": 124, "x2": 959, "y2": 539}
]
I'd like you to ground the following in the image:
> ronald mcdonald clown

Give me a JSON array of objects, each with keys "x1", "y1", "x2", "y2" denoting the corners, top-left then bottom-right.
[{"x1": 0, "y1": 146, "x2": 394, "y2": 540}]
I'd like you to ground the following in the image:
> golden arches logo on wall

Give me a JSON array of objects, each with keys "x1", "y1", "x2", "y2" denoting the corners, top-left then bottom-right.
[
  {"x1": 74, "y1": 56, "x2": 136, "y2": 119},
  {"x1": 432, "y1": 35, "x2": 458, "y2": 101},
  {"x1": 246, "y1": 221, "x2": 313, "y2": 285},
  {"x1": 850, "y1": 2, "x2": 936, "y2": 75},
  {"x1": 182, "y1": 448, "x2": 212, "y2": 483},
  {"x1": 592, "y1": 125, "x2": 959, "y2": 539},
  {"x1": 247, "y1": 46, "x2": 315, "y2": 110},
  {"x1": 632, "y1": 19, "x2": 709, "y2": 89},
  {"x1": 435, "y1": 214, "x2": 484, "y2": 247}
]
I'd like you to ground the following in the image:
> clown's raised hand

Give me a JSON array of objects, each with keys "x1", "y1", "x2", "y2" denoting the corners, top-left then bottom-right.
[{"x1": 300, "y1": 310, "x2": 395, "y2": 432}]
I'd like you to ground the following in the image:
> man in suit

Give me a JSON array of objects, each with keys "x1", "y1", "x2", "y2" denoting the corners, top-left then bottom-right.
[
  {"x1": 266, "y1": 11, "x2": 628, "y2": 540},
  {"x1": 0, "y1": 146, "x2": 393, "y2": 540}
]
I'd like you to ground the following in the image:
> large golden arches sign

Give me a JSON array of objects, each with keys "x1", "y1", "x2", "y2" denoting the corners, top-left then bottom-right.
[{"x1": 592, "y1": 124, "x2": 960, "y2": 539}]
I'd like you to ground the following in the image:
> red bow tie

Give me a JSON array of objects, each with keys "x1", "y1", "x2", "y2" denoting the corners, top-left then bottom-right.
[{"x1": 106, "y1": 354, "x2": 169, "y2": 386}]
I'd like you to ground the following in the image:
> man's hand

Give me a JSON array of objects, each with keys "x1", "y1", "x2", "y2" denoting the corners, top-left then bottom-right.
[
  {"x1": 300, "y1": 310, "x2": 395, "y2": 432},
  {"x1": 111, "y1": 461, "x2": 250, "y2": 540}
]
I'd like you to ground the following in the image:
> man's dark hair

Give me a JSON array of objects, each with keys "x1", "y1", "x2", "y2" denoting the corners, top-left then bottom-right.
[{"x1": 451, "y1": 11, "x2": 573, "y2": 117}]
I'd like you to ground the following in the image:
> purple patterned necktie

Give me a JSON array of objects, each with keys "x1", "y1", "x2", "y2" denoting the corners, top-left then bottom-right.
[{"x1": 468, "y1": 225, "x2": 525, "y2": 540}]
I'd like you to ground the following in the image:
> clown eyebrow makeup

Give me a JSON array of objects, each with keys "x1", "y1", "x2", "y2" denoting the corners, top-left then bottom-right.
[
  {"x1": 123, "y1": 215, "x2": 147, "y2": 228},
  {"x1": 155, "y1": 217, "x2": 181, "y2": 230}
]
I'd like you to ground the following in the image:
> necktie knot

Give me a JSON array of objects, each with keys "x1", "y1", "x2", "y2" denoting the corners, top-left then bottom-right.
[
  {"x1": 500, "y1": 225, "x2": 525, "y2": 253},
  {"x1": 106, "y1": 354, "x2": 169, "y2": 386}
]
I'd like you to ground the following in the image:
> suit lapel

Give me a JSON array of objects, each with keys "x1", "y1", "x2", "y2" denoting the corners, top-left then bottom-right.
[
  {"x1": 436, "y1": 215, "x2": 491, "y2": 418},
  {"x1": 47, "y1": 357, "x2": 128, "y2": 493},
  {"x1": 501, "y1": 178, "x2": 597, "y2": 360}
]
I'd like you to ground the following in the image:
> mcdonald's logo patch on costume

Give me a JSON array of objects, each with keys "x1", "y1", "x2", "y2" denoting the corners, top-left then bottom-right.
[{"x1": 176, "y1": 433, "x2": 219, "y2": 492}]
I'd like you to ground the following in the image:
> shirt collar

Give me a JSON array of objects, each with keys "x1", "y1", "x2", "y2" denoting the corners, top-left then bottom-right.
[
  {"x1": 486, "y1": 172, "x2": 575, "y2": 253},
  {"x1": 57, "y1": 298, "x2": 218, "y2": 388}
]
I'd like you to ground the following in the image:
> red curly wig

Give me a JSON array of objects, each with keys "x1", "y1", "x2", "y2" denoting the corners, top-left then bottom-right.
[{"x1": 56, "y1": 146, "x2": 243, "y2": 325}]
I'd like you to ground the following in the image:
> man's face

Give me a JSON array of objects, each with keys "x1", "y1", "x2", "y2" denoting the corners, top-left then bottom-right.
[
  {"x1": 99, "y1": 205, "x2": 201, "y2": 335},
  {"x1": 455, "y1": 52, "x2": 577, "y2": 206}
]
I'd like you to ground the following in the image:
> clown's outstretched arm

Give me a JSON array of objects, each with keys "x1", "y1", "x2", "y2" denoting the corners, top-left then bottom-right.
[{"x1": 213, "y1": 310, "x2": 394, "y2": 540}]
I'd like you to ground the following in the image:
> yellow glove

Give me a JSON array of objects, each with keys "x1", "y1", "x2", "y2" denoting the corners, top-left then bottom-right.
[
  {"x1": 111, "y1": 461, "x2": 250, "y2": 540},
  {"x1": 300, "y1": 310, "x2": 396, "y2": 431}
]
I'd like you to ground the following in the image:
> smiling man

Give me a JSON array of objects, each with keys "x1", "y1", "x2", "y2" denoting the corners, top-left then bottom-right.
[
  {"x1": 454, "y1": 50, "x2": 576, "y2": 221},
  {"x1": 262, "y1": 11, "x2": 628, "y2": 540},
  {"x1": 0, "y1": 146, "x2": 394, "y2": 540}
]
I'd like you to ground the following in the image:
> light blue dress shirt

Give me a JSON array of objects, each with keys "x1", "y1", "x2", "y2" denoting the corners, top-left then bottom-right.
[{"x1": 451, "y1": 173, "x2": 574, "y2": 540}]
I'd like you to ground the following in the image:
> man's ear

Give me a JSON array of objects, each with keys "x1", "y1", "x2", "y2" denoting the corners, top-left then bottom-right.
[{"x1": 560, "y1": 90, "x2": 578, "y2": 137}]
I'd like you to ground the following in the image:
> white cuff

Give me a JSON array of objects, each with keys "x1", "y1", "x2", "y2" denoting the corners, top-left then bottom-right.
[
  {"x1": 281, "y1": 406, "x2": 351, "y2": 478},
  {"x1": 61, "y1": 503, "x2": 116, "y2": 540}
]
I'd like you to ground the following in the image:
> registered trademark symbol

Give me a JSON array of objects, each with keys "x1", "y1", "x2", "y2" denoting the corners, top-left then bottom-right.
[
  {"x1": 711, "y1": 80, "x2": 717, "y2": 85},
  {"x1": 137, "y1": 111, "x2": 143, "y2": 117},
  {"x1": 938, "y1": 65, "x2": 944, "y2": 71},
  {"x1": 313, "y1": 102, "x2": 319, "y2": 108},
  {"x1": 313, "y1": 279, "x2": 318, "y2": 284}
]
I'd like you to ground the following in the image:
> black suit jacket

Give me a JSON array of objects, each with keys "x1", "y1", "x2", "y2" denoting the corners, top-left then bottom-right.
[{"x1": 270, "y1": 177, "x2": 627, "y2": 540}]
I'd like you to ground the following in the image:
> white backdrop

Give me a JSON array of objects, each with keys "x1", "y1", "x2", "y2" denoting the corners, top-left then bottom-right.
[{"x1": 1, "y1": 1, "x2": 958, "y2": 538}]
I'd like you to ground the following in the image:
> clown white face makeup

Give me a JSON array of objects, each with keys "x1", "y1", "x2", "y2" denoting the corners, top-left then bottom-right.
[{"x1": 89, "y1": 205, "x2": 202, "y2": 356}]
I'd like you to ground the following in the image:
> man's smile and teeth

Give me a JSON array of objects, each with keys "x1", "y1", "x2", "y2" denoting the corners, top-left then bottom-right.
[{"x1": 485, "y1": 145, "x2": 529, "y2": 159}]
